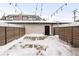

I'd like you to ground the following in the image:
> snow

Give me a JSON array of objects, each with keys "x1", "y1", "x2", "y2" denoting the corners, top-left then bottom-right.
[
  {"x1": 25, "y1": 33, "x2": 45, "y2": 37},
  {"x1": 0, "y1": 20, "x2": 69, "y2": 24},
  {"x1": 0, "y1": 22, "x2": 24, "y2": 27},
  {"x1": 53, "y1": 22, "x2": 79, "y2": 27},
  {"x1": 0, "y1": 34, "x2": 73, "y2": 56}
]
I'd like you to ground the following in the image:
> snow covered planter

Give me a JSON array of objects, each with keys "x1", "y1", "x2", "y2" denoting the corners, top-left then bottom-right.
[{"x1": 23, "y1": 34, "x2": 47, "y2": 40}]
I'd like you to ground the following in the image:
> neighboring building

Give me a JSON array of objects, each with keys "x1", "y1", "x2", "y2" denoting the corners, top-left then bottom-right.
[
  {"x1": 0, "y1": 14, "x2": 44, "y2": 21},
  {"x1": 4, "y1": 21, "x2": 68, "y2": 35},
  {"x1": 75, "y1": 20, "x2": 79, "y2": 22}
]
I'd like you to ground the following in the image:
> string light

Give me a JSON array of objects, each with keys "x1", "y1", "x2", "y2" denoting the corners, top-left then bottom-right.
[
  {"x1": 51, "y1": 3, "x2": 67, "y2": 18},
  {"x1": 9, "y1": 3, "x2": 18, "y2": 13},
  {"x1": 14, "y1": 3, "x2": 22, "y2": 14},
  {"x1": 15, "y1": 3, "x2": 17, "y2": 7},
  {"x1": 9, "y1": 3, "x2": 11, "y2": 5},
  {"x1": 35, "y1": 3, "x2": 38, "y2": 16},
  {"x1": 40, "y1": 3, "x2": 43, "y2": 17},
  {"x1": 56, "y1": 10, "x2": 58, "y2": 14},
  {"x1": 60, "y1": 7, "x2": 63, "y2": 11},
  {"x1": 65, "y1": 3, "x2": 67, "y2": 6}
]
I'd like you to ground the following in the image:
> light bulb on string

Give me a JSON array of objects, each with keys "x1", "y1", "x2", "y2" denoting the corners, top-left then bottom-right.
[
  {"x1": 61, "y1": 8, "x2": 63, "y2": 11},
  {"x1": 51, "y1": 13, "x2": 55, "y2": 18},
  {"x1": 9, "y1": 3, "x2": 12, "y2": 5},
  {"x1": 9, "y1": 3, "x2": 18, "y2": 13},
  {"x1": 56, "y1": 11, "x2": 58, "y2": 14},
  {"x1": 53, "y1": 13, "x2": 55, "y2": 16},
  {"x1": 51, "y1": 14, "x2": 52, "y2": 18},
  {"x1": 15, "y1": 3, "x2": 17, "y2": 7},
  {"x1": 50, "y1": 3, "x2": 68, "y2": 19},
  {"x1": 65, "y1": 3, "x2": 67, "y2": 6}
]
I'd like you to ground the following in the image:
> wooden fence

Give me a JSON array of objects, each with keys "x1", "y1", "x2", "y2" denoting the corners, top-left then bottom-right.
[
  {"x1": 54, "y1": 26, "x2": 79, "y2": 47},
  {"x1": 0, "y1": 27, "x2": 25, "y2": 45}
]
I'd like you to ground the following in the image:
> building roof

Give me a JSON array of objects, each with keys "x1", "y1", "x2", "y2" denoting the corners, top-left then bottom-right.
[
  {"x1": 5, "y1": 14, "x2": 40, "y2": 18},
  {"x1": 53, "y1": 22, "x2": 79, "y2": 27},
  {"x1": 0, "y1": 22, "x2": 24, "y2": 28},
  {"x1": 0, "y1": 14, "x2": 43, "y2": 20},
  {"x1": 0, "y1": 20, "x2": 69, "y2": 24}
]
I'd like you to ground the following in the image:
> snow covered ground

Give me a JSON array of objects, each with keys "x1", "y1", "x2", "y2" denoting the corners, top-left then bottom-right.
[{"x1": 0, "y1": 34, "x2": 74, "y2": 56}]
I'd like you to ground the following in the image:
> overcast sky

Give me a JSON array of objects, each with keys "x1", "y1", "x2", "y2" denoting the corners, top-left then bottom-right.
[{"x1": 0, "y1": 3, "x2": 79, "y2": 22}]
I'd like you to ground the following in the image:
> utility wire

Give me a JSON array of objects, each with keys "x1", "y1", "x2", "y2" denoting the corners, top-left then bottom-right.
[{"x1": 72, "y1": 9, "x2": 78, "y2": 22}]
